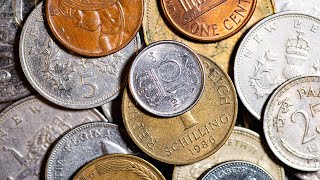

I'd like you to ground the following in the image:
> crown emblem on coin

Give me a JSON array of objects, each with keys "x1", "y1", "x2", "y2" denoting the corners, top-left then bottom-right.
[{"x1": 285, "y1": 31, "x2": 309, "y2": 66}]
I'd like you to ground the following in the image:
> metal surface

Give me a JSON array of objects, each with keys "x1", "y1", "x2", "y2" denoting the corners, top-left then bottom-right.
[
  {"x1": 275, "y1": 0, "x2": 320, "y2": 16},
  {"x1": 101, "y1": 96, "x2": 122, "y2": 123}
]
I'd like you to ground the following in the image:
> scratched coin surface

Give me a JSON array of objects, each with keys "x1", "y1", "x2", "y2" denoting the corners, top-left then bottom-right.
[
  {"x1": 129, "y1": 41, "x2": 205, "y2": 117},
  {"x1": 173, "y1": 126, "x2": 285, "y2": 180},
  {"x1": 123, "y1": 54, "x2": 237, "y2": 164},
  {"x1": 20, "y1": 3, "x2": 141, "y2": 109},
  {"x1": 234, "y1": 12, "x2": 320, "y2": 119},
  {"x1": 264, "y1": 76, "x2": 320, "y2": 171},
  {"x1": 45, "y1": 0, "x2": 143, "y2": 57},
  {"x1": 0, "y1": 95, "x2": 105, "y2": 180}
]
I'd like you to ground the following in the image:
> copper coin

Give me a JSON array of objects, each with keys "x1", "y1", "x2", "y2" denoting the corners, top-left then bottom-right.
[
  {"x1": 45, "y1": 0, "x2": 143, "y2": 57},
  {"x1": 161, "y1": 0, "x2": 257, "y2": 42}
]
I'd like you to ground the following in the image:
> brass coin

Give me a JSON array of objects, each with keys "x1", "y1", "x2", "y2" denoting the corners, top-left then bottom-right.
[
  {"x1": 122, "y1": 54, "x2": 237, "y2": 164},
  {"x1": 45, "y1": 0, "x2": 143, "y2": 57},
  {"x1": 73, "y1": 154, "x2": 165, "y2": 180}
]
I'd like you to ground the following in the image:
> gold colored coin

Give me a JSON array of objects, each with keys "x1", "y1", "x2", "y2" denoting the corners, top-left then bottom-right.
[
  {"x1": 122, "y1": 55, "x2": 237, "y2": 165},
  {"x1": 73, "y1": 154, "x2": 165, "y2": 180}
]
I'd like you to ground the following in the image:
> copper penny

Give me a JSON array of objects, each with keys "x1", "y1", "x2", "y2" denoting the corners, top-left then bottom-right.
[
  {"x1": 161, "y1": 0, "x2": 257, "y2": 41},
  {"x1": 45, "y1": 0, "x2": 143, "y2": 57}
]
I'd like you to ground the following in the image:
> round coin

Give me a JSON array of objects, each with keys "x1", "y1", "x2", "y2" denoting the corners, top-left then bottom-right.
[
  {"x1": 234, "y1": 12, "x2": 320, "y2": 119},
  {"x1": 264, "y1": 76, "x2": 320, "y2": 171},
  {"x1": 123, "y1": 54, "x2": 237, "y2": 164},
  {"x1": 45, "y1": 0, "x2": 143, "y2": 57},
  {"x1": 73, "y1": 154, "x2": 165, "y2": 180},
  {"x1": 20, "y1": 3, "x2": 141, "y2": 109},
  {"x1": 128, "y1": 41, "x2": 205, "y2": 117}
]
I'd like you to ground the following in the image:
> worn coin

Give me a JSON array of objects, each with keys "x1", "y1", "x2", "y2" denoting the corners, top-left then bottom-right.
[
  {"x1": 234, "y1": 12, "x2": 320, "y2": 119},
  {"x1": 264, "y1": 76, "x2": 320, "y2": 171},
  {"x1": 20, "y1": 3, "x2": 141, "y2": 109},
  {"x1": 275, "y1": 0, "x2": 320, "y2": 16},
  {"x1": 0, "y1": 95, "x2": 105, "y2": 180},
  {"x1": 173, "y1": 126, "x2": 285, "y2": 180},
  {"x1": 128, "y1": 41, "x2": 205, "y2": 117}
]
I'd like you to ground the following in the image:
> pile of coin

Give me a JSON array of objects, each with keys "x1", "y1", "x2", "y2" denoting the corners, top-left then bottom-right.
[{"x1": 1, "y1": 0, "x2": 320, "y2": 179}]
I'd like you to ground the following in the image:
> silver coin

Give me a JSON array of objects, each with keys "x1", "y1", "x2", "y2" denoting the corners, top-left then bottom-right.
[
  {"x1": 234, "y1": 12, "x2": 320, "y2": 119},
  {"x1": 0, "y1": 95, "x2": 105, "y2": 180},
  {"x1": 19, "y1": 3, "x2": 142, "y2": 109},
  {"x1": 201, "y1": 161, "x2": 273, "y2": 180},
  {"x1": 275, "y1": 0, "x2": 320, "y2": 17},
  {"x1": 291, "y1": 170, "x2": 320, "y2": 180},
  {"x1": 129, "y1": 41, "x2": 205, "y2": 117},
  {"x1": 101, "y1": 96, "x2": 122, "y2": 123},
  {"x1": 264, "y1": 76, "x2": 320, "y2": 171}
]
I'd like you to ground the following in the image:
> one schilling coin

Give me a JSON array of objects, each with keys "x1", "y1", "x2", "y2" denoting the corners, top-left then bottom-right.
[
  {"x1": 264, "y1": 76, "x2": 320, "y2": 171},
  {"x1": 123, "y1": 54, "x2": 237, "y2": 164},
  {"x1": 173, "y1": 126, "x2": 285, "y2": 180},
  {"x1": 128, "y1": 41, "x2": 205, "y2": 117},
  {"x1": 234, "y1": 12, "x2": 320, "y2": 120},
  {"x1": 0, "y1": 95, "x2": 105, "y2": 180},
  {"x1": 20, "y1": 3, "x2": 141, "y2": 109},
  {"x1": 160, "y1": 0, "x2": 256, "y2": 42},
  {"x1": 73, "y1": 154, "x2": 166, "y2": 180}
]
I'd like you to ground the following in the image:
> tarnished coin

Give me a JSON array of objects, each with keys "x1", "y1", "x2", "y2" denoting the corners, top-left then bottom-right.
[
  {"x1": 20, "y1": 3, "x2": 141, "y2": 109},
  {"x1": 161, "y1": 0, "x2": 256, "y2": 42},
  {"x1": 264, "y1": 76, "x2": 320, "y2": 171},
  {"x1": 201, "y1": 161, "x2": 273, "y2": 180},
  {"x1": 275, "y1": 0, "x2": 320, "y2": 16},
  {"x1": 128, "y1": 41, "x2": 205, "y2": 117},
  {"x1": 234, "y1": 12, "x2": 320, "y2": 119},
  {"x1": 73, "y1": 154, "x2": 165, "y2": 180},
  {"x1": 0, "y1": 95, "x2": 105, "y2": 180},
  {"x1": 45, "y1": 0, "x2": 143, "y2": 57},
  {"x1": 123, "y1": 54, "x2": 237, "y2": 164},
  {"x1": 173, "y1": 127, "x2": 285, "y2": 180}
]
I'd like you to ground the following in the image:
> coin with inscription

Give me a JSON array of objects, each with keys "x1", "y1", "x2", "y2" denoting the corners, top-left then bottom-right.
[
  {"x1": 129, "y1": 41, "x2": 205, "y2": 117},
  {"x1": 173, "y1": 126, "x2": 285, "y2": 180},
  {"x1": 45, "y1": 0, "x2": 143, "y2": 57},
  {"x1": 20, "y1": 3, "x2": 141, "y2": 109},
  {"x1": 123, "y1": 54, "x2": 237, "y2": 164},
  {"x1": 0, "y1": 95, "x2": 105, "y2": 180},
  {"x1": 264, "y1": 76, "x2": 320, "y2": 171},
  {"x1": 234, "y1": 12, "x2": 320, "y2": 119}
]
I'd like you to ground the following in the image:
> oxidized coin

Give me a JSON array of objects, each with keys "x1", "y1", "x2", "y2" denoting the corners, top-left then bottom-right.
[
  {"x1": 201, "y1": 161, "x2": 273, "y2": 180},
  {"x1": 46, "y1": 0, "x2": 143, "y2": 57},
  {"x1": 46, "y1": 122, "x2": 134, "y2": 180},
  {"x1": 129, "y1": 41, "x2": 205, "y2": 117},
  {"x1": 73, "y1": 154, "x2": 165, "y2": 180},
  {"x1": 234, "y1": 12, "x2": 320, "y2": 119},
  {"x1": 275, "y1": 0, "x2": 320, "y2": 17},
  {"x1": 20, "y1": 3, "x2": 141, "y2": 109},
  {"x1": 173, "y1": 126, "x2": 285, "y2": 180},
  {"x1": 264, "y1": 76, "x2": 320, "y2": 171},
  {"x1": 123, "y1": 54, "x2": 237, "y2": 164},
  {"x1": 0, "y1": 95, "x2": 105, "y2": 180},
  {"x1": 161, "y1": 0, "x2": 256, "y2": 42}
]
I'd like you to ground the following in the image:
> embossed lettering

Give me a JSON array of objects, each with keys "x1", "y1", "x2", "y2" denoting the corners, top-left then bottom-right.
[
  {"x1": 311, "y1": 23, "x2": 320, "y2": 33},
  {"x1": 0, "y1": 129, "x2": 8, "y2": 141},
  {"x1": 253, "y1": 34, "x2": 262, "y2": 44},
  {"x1": 12, "y1": 114, "x2": 23, "y2": 125},
  {"x1": 294, "y1": 19, "x2": 302, "y2": 29},
  {"x1": 244, "y1": 48, "x2": 253, "y2": 58},
  {"x1": 80, "y1": 72, "x2": 97, "y2": 98},
  {"x1": 264, "y1": 23, "x2": 276, "y2": 33}
]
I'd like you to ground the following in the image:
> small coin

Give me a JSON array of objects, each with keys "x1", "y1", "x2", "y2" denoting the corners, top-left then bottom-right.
[
  {"x1": 201, "y1": 161, "x2": 273, "y2": 180},
  {"x1": 275, "y1": 0, "x2": 320, "y2": 17},
  {"x1": 73, "y1": 154, "x2": 165, "y2": 180},
  {"x1": 264, "y1": 76, "x2": 320, "y2": 171},
  {"x1": 128, "y1": 41, "x2": 205, "y2": 117}
]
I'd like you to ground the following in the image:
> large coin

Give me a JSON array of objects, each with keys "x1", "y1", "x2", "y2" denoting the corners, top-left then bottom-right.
[
  {"x1": 234, "y1": 12, "x2": 320, "y2": 119},
  {"x1": 264, "y1": 76, "x2": 320, "y2": 171},
  {"x1": 128, "y1": 41, "x2": 205, "y2": 117},
  {"x1": 20, "y1": 3, "x2": 141, "y2": 109},
  {"x1": 123, "y1": 54, "x2": 237, "y2": 164},
  {"x1": 0, "y1": 95, "x2": 105, "y2": 180},
  {"x1": 173, "y1": 126, "x2": 285, "y2": 180}
]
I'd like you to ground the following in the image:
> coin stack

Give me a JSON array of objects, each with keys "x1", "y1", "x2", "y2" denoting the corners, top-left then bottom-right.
[{"x1": 1, "y1": 0, "x2": 320, "y2": 179}]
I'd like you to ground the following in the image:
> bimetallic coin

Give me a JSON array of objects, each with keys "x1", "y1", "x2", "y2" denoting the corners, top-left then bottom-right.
[
  {"x1": 275, "y1": 0, "x2": 320, "y2": 16},
  {"x1": 20, "y1": 3, "x2": 141, "y2": 109},
  {"x1": 129, "y1": 41, "x2": 205, "y2": 117},
  {"x1": 0, "y1": 95, "x2": 105, "y2": 180},
  {"x1": 201, "y1": 161, "x2": 273, "y2": 180},
  {"x1": 234, "y1": 12, "x2": 320, "y2": 119},
  {"x1": 123, "y1": 55, "x2": 237, "y2": 164}
]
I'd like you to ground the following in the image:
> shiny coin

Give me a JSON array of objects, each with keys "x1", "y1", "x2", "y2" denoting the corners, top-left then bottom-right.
[
  {"x1": 275, "y1": 0, "x2": 320, "y2": 17},
  {"x1": 234, "y1": 12, "x2": 320, "y2": 119},
  {"x1": 20, "y1": 3, "x2": 141, "y2": 109},
  {"x1": 264, "y1": 76, "x2": 320, "y2": 171},
  {"x1": 129, "y1": 41, "x2": 205, "y2": 117},
  {"x1": 73, "y1": 154, "x2": 165, "y2": 180}
]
